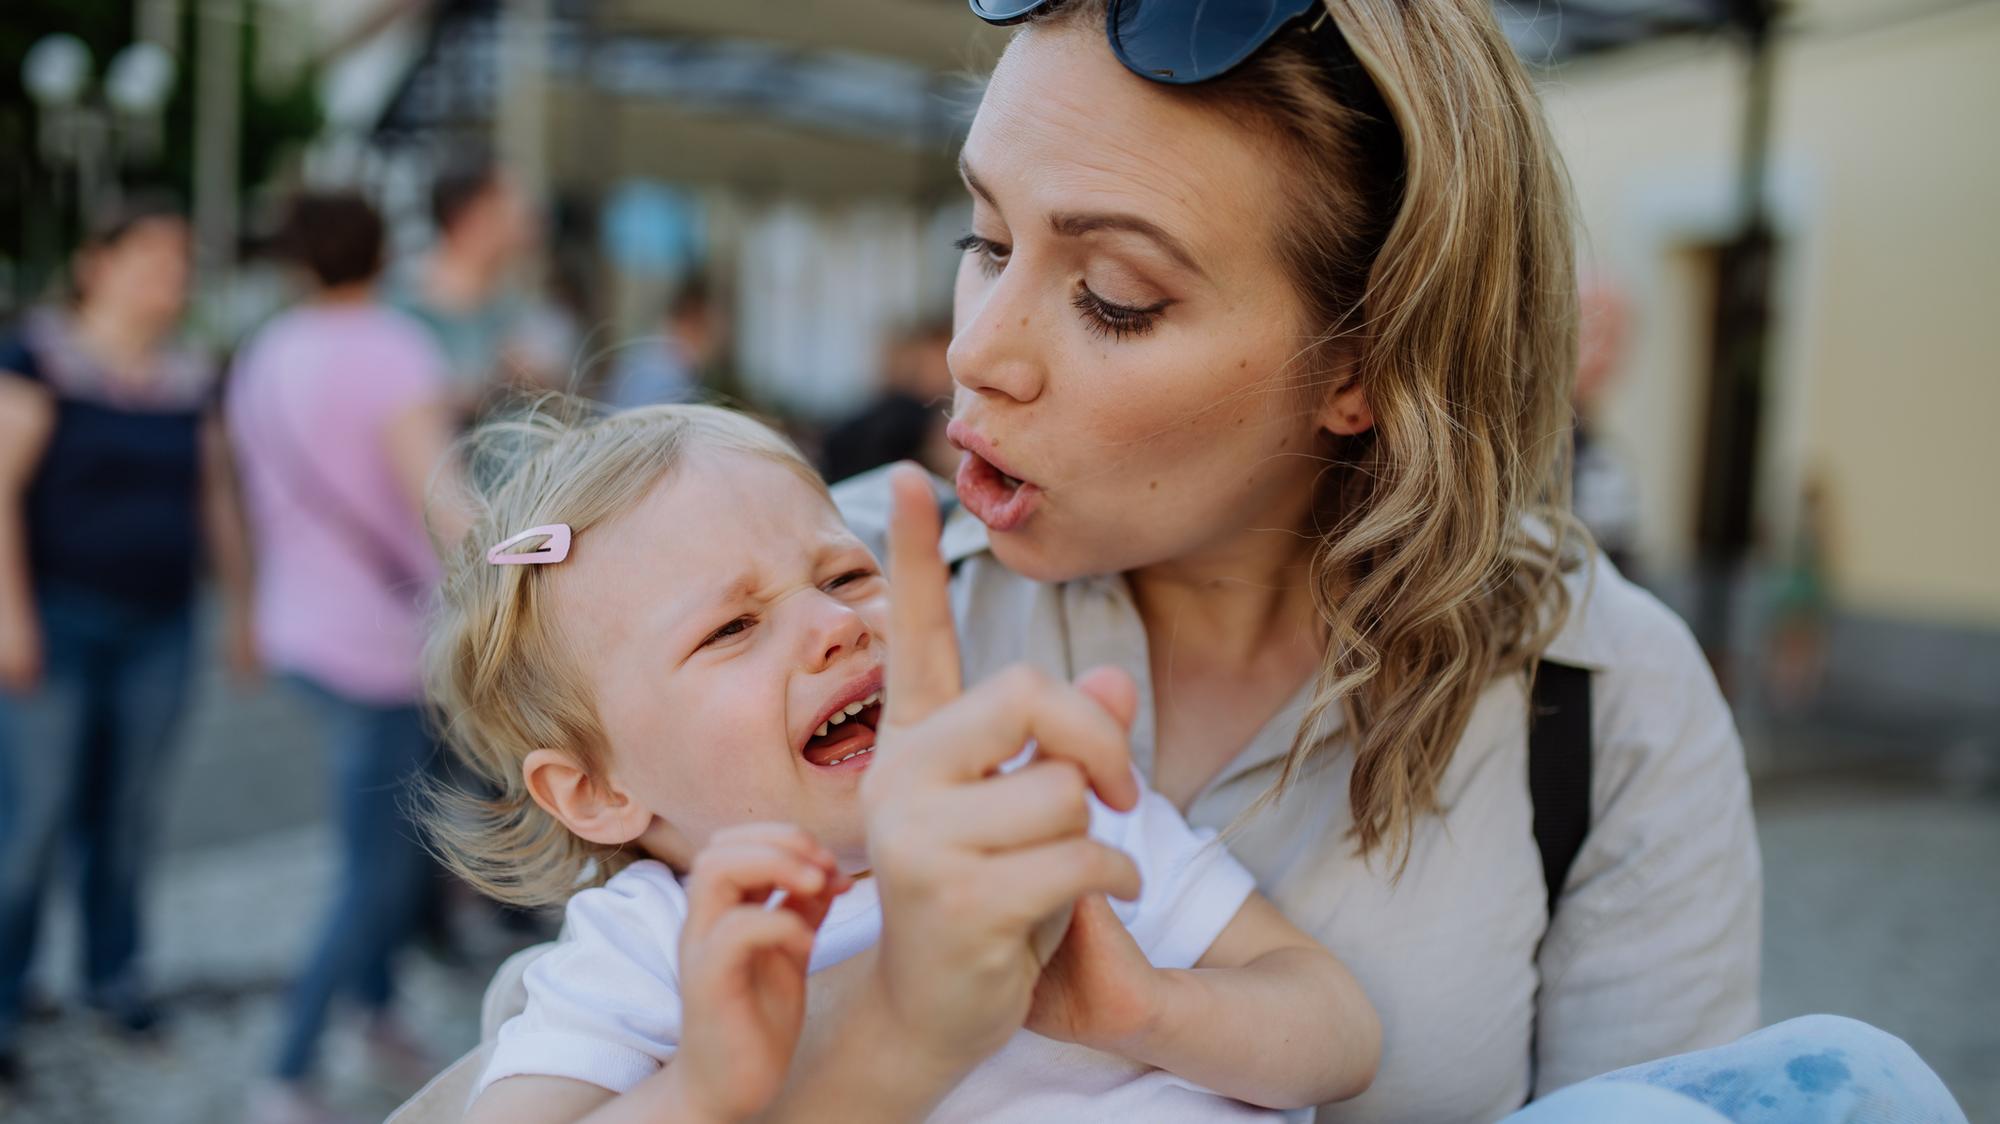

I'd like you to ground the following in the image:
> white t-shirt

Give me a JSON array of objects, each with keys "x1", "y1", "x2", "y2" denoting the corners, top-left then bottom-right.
[{"x1": 477, "y1": 775, "x2": 1282, "y2": 1121}]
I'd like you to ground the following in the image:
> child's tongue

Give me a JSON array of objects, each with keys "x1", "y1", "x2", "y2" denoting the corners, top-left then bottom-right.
[{"x1": 803, "y1": 705, "x2": 880, "y2": 766}]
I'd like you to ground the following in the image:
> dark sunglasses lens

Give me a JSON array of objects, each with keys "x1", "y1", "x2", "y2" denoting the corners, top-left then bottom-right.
[
  {"x1": 1111, "y1": 0, "x2": 1317, "y2": 83},
  {"x1": 969, "y1": 0, "x2": 1052, "y2": 23}
]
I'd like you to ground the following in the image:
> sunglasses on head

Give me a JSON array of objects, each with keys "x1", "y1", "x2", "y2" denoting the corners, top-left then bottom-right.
[{"x1": 968, "y1": 0, "x2": 1337, "y2": 85}]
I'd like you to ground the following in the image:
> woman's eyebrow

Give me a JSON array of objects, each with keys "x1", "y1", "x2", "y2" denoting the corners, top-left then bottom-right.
[
  {"x1": 1047, "y1": 211, "x2": 1206, "y2": 279},
  {"x1": 959, "y1": 153, "x2": 1207, "y2": 281}
]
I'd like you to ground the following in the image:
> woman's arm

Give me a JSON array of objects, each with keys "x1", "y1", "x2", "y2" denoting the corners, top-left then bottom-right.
[
  {"x1": 198, "y1": 411, "x2": 258, "y2": 679},
  {"x1": 384, "y1": 397, "x2": 472, "y2": 551},
  {"x1": 1530, "y1": 587, "x2": 1760, "y2": 1094},
  {"x1": 0, "y1": 374, "x2": 54, "y2": 692},
  {"x1": 1029, "y1": 891, "x2": 1379, "y2": 1109}
]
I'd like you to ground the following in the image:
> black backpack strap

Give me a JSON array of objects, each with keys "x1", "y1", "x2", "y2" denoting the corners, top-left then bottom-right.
[{"x1": 1528, "y1": 660, "x2": 1593, "y2": 918}]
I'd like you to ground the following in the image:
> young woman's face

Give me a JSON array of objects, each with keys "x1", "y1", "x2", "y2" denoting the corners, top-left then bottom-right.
[
  {"x1": 949, "y1": 23, "x2": 1334, "y2": 582},
  {"x1": 555, "y1": 451, "x2": 890, "y2": 870},
  {"x1": 80, "y1": 217, "x2": 191, "y2": 329}
]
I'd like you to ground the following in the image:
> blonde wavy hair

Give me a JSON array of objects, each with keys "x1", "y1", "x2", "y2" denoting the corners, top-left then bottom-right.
[
  {"x1": 1024, "y1": 0, "x2": 1582, "y2": 864},
  {"x1": 424, "y1": 401, "x2": 825, "y2": 908}
]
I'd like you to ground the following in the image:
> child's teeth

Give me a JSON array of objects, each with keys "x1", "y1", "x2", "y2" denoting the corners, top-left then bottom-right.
[
  {"x1": 816, "y1": 722, "x2": 829, "y2": 737},
  {"x1": 845, "y1": 701, "x2": 865, "y2": 716}
]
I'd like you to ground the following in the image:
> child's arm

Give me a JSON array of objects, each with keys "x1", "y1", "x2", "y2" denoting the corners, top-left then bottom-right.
[
  {"x1": 464, "y1": 824, "x2": 847, "y2": 1124},
  {"x1": 1028, "y1": 890, "x2": 1381, "y2": 1110}
]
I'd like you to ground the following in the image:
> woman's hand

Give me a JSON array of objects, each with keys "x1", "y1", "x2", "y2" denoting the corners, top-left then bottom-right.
[
  {"x1": 1025, "y1": 893, "x2": 1164, "y2": 1053},
  {"x1": 859, "y1": 465, "x2": 1145, "y2": 1073},
  {"x1": 222, "y1": 603, "x2": 261, "y2": 684},
  {"x1": 676, "y1": 823, "x2": 850, "y2": 1123},
  {"x1": 0, "y1": 615, "x2": 40, "y2": 694}
]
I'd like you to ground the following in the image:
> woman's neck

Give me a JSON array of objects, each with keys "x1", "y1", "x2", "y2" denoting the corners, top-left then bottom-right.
[
  {"x1": 1127, "y1": 526, "x2": 1325, "y2": 674},
  {"x1": 315, "y1": 282, "x2": 376, "y2": 307},
  {"x1": 71, "y1": 300, "x2": 168, "y2": 375}
]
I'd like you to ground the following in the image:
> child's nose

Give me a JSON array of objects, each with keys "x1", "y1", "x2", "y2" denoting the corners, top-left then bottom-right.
[{"x1": 807, "y1": 598, "x2": 872, "y2": 670}]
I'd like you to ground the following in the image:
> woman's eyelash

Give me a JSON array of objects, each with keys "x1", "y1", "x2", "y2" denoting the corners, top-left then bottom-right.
[
  {"x1": 1074, "y1": 286, "x2": 1168, "y2": 341},
  {"x1": 954, "y1": 233, "x2": 1009, "y2": 277},
  {"x1": 957, "y1": 232, "x2": 1166, "y2": 340}
]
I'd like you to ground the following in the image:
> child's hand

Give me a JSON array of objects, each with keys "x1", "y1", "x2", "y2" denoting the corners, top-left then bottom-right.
[
  {"x1": 1026, "y1": 893, "x2": 1163, "y2": 1053},
  {"x1": 676, "y1": 823, "x2": 850, "y2": 1123}
]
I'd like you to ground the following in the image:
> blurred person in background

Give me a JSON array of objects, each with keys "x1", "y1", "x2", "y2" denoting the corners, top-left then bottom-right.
[
  {"x1": 602, "y1": 276, "x2": 728, "y2": 410},
  {"x1": 1572, "y1": 273, "x2": 1641, "y2": 576},
  {"x1": 227, "y1": 191, "x2": 466, "y2": 1124},
  {"x1": 0, "y1": 200, "x2": 252, "y2": 1099},
  {"x1": 385, "y1": 156, "x2": 542, "y2": 416},
  {"x1": 1765, "y1": 470, "x2": 1834, "y2": 712},
  {"x1": 819, "y1": 316, "x2": 958, "y2": 482}
]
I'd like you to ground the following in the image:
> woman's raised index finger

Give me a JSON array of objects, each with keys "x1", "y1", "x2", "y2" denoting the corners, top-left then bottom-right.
[{"x1": 885, "y1": 464, "x2": 962, "y2": 722}]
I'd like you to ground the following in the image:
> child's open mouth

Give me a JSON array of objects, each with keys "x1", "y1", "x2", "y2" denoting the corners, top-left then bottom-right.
[{"x1": 802, "y1": 690, "x2": 884, "y2": 769}]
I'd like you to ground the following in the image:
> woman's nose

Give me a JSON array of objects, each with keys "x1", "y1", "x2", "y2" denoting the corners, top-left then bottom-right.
[{"x1": 950, "y1": 269, "x2": 1047, "y2": 405}]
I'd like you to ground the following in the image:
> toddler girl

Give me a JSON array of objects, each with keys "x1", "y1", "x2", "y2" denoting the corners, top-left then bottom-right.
[{"x1": 426, "y1": 403, "x2": 1379, "y2": 1122}]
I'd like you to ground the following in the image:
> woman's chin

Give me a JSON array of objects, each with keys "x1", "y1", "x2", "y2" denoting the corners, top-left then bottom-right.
[{"x1": 984, "y1": 516, "x2": 1124, "y2": 585}]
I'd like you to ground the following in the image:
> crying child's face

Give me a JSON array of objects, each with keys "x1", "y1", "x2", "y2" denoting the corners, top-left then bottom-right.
[{"x1": 554, "y1": 450, "x2": 891, "y2": 871}]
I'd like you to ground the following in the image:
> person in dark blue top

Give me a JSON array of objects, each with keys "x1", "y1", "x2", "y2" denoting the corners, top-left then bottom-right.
[{"x1": 0, "y1": 200, "x2": 254, "y2": 1095}]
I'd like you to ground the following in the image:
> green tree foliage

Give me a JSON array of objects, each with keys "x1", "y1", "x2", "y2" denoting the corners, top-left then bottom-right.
[{"x1": 1, "y1": 0, "x2": 322, "y2": 306}]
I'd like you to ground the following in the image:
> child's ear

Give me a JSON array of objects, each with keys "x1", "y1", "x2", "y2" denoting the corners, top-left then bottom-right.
[{"x1": 522, "y1": 748, "x2": 654, "y2": 847}]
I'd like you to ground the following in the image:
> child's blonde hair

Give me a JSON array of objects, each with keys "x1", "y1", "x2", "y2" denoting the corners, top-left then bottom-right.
[{"x1": 425, "y1": 399, "x2": 826, "y2": 908}]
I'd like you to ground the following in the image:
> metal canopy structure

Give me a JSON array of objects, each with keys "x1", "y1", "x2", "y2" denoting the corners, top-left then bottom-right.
[{"x1": 374, "y1": 0, "x2": 1741, "y2": 202}]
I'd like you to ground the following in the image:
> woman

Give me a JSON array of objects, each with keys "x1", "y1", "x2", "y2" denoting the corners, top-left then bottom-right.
[
  {"x1": 0, "y1": 201, "x2": 252, "y2": 1090},
  {"x1": 833, "y1": 1, "x2": 1951, "y2": 1120},
  {"x1": 228, "y1": 191, "x2": 466, "y2": 1124}
]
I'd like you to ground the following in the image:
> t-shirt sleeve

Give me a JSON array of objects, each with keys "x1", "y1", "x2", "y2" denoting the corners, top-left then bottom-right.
[
  {"x1": 475, "y1": 864, "x2": 689, "y2": 1099},
  {"x1": 1092, "y1": 773, "x2": 1257, "y2": 971},
  {"x1": 0, "y1": 336, "x2": 40, "y2": 383}
]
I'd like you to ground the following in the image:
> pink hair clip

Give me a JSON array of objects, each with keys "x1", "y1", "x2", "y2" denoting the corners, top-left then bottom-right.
[{"x1": 486, "y1": 523, "x2": 573, "y2": 566}]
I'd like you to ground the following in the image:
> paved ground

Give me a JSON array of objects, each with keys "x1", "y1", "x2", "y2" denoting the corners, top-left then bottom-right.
[{"x1": 5, "y1": 651, "x2": 1996, "y2": 1122}]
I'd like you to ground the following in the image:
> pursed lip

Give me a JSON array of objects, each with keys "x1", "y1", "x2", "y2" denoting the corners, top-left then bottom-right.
[
  {"x1": 945, "y1": 418, "x2": 1034, "y2": 487},
  {"x1": 799, "y1": 666, "x2": 886, "y2": 756}
]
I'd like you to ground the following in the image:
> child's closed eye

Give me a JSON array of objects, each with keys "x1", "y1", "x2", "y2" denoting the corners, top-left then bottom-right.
[
  {"x1": 823, "y1": 569, "x2": 878, "y2": 592},
  {"x1": 701, "y1": 615, "x2": 757, "y2": 648}
]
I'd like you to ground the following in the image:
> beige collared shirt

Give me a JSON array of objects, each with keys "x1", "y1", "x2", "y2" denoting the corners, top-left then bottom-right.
[{"x1": 836, "y1": 471, "x2": 1762, "y2": 1124}]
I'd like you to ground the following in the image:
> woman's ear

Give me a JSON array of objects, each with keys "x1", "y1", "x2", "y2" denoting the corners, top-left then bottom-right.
[
  {"x1": 522, "y1": 748, "x2": 654, "y2": 847},
  {"x1": 1319, "y1": 377, "x2": 1375, "y2": 437}
]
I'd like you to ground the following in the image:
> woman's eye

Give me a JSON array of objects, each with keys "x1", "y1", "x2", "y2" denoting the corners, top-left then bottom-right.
[
  {"x1": 1073, "y1": 285, "x2": 1169, "y2": 341},
  {"x1": 702, "y1": 616, "x2": 756, "y2": 647},
  {"x1": 953, "y1": 233, "x2": 1010, "y2": 278}
]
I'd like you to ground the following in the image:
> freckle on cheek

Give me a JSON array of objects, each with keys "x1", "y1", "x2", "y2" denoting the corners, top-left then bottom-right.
[
  {"x1": 1239, "y1": 359, "x2": 1248, "y2": 369},
  {"x1": 1149, "y1": 480, "x2": 1158, "y2": 490},
  {"x1": 1020, "y1": 316, "x2": 1029, "y2": 328}
]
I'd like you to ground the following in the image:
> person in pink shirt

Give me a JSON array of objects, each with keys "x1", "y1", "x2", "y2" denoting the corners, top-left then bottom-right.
[{"x1": 227, "y1": 191, "x2": 466, "y2": 1124}]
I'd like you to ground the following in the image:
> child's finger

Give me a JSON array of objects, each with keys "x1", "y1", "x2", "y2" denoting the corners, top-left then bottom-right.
[
  {"x1": 706, "y1": 906, "x2": 818, "y2": 972},
  {"x1": 709, "y1": 822, "x2": 839, "y2": 872},
  {"x1": 773, "y1": 868, "x2": 852, "y2": 933},
  {"x1": 884, "y1": 464, "x2": 963, "y2": 726},
  {"x1": 685, "y1": 843, "x2": 834, "y2": 939}
]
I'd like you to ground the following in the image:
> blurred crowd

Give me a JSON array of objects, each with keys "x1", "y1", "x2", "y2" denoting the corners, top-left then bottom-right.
[{"x1": 0, "y1": 155, "x2": 957, "y2": 1122}]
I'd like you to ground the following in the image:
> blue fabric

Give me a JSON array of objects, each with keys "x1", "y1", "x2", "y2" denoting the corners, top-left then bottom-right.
[
  {"x1": 272, "y1": 677, "x2": 442, "y2": 1081},
  {"x1": 0, "y1": 585, "x2": 195, "y2": 1050},
  {"x1": 1507, "y1": 1015, "x2": 1969, "y2": 1124},
  {"x1": 0, "y1": 336, "x2": 206, "y2": 609}
]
